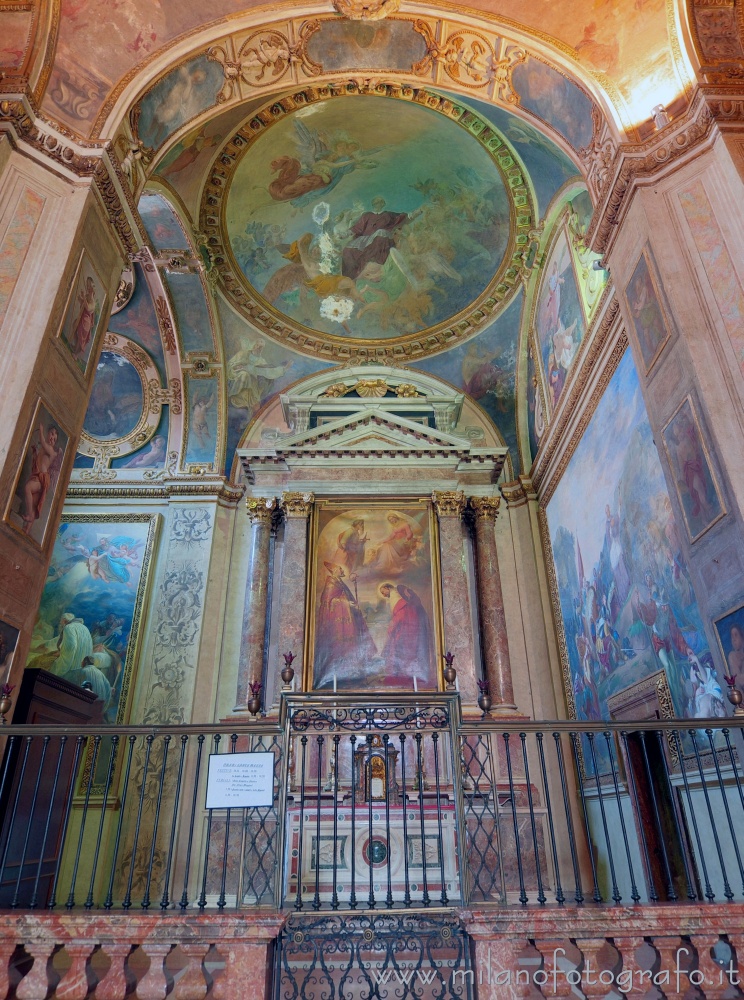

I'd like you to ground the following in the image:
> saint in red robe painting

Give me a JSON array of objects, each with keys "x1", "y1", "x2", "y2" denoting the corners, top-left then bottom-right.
[
  {"x1": 70, "y1": 276, "x2": 98, "y2": 359},
  {"x1": 379, "y1": 583, "x2": 433, "y2": 682},
  {"x1": 314, "y1": 562, "x2": 377, "y2": 689}
]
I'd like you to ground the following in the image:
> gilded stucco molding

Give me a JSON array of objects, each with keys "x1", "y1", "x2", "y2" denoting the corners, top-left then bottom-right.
[
  {"x1": 431, "y1": 490, "x2": 467, "y2": 517},
  {"x1": 469, "y1": 496, "x2": 501, "y2": 520},
  {"x1": 585, "y1": 88, "x2": 732, "y2": 256},
  {"x1": 281, "y1": 491, "x2": 314, "y2": 518},
  {"x1": 531, "y1": 295, "x2": 621, "y2": 493},
  {"x1": 500, "y1": 480, "x2": 528, "y2": 508},
  {"x1": 66, "y1": 479, "x2": 246, "y2": 506},
  {"x1": 246, "y1": 495, "x2": 277, "y2": 522}
]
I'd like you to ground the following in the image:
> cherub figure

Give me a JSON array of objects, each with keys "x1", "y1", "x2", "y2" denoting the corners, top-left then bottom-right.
[
  {"x1": 191, "y1": 392, "x2": 215, "y2": 449},
  {"x1": 21, "y1": 419, "x2": 63, "y2": 534}
]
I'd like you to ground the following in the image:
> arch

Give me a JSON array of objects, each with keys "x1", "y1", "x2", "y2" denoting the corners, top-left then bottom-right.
[{"x1": 49, "y1": 5, "x2": 623, "y2": 144}]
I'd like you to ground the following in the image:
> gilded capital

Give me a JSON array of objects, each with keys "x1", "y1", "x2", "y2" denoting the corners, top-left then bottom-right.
[
  {"x1": 282, "y1": 491, "x2": 314, "y2": 518},
  {"x1": 431, "y1": 490, "x2": 466, "y2": 518},
  {"x1": 500, "y1": 480, "x2": 527, "y2": 508},
  {"x1": 246, "y1": 496, "x2": 277, "y2": 523},
  {"x1": 470, "y1": 496, "x2": 501, "y2": 521}
]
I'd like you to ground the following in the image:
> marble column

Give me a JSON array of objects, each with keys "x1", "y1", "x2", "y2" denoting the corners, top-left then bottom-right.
[
  {"x1": 470, "y1": 496, "x2": 516, "y2": 712},
  {"x1": 275, "y1": 492, "x2": 314, "y2": 689},
  {"x1": 431, "y1": 490, "x2": 478, "y2": 707},
  {"x1": 235, "y1": 496, "x2": 277, "y2": 710}
]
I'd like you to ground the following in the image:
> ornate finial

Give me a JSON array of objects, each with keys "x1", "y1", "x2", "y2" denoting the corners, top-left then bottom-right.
[
  {"x1": 477, "y1": 680, "x2": 492, "y2": 716},
  {"x1": 0, "y1": 683, "x2": 14, "y2": 725},
  {"x1": 248, "y1": 682, "x2": 262, "y2": 716},
  {"x1": 246, "y1": 496, "x2": 277, "y2": 523},
  {"x1": 431, "y1": 491, "x2": 467, "y2": 518},
  {"x1": 332, "y1": 0, "x2": 401, "y2": 20},
  {"x1": 724, "y1": 675, "x2": 744, "y2": 716},
  {"x1": 281, "y1": 492, "x2": 314, "y2": 518},
  {"x1": 443, "y1": 653, "x2": 457, "y2": 691},
  {"x1": 470, "y1": 496, "x2": 501, "y2": 521},
  {"x1": 281, "y1": 652, "x2": 296, "y2": 691}
]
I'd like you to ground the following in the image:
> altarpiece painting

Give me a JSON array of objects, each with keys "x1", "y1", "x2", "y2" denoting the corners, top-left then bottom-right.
[{"x1": 308, "y1": 502, "x2": 442, "y2": 692}]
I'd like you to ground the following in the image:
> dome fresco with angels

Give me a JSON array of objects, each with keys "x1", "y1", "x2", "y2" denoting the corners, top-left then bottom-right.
[{"x1": 224, "y1": 96, "x2": 514, "y2": 340}]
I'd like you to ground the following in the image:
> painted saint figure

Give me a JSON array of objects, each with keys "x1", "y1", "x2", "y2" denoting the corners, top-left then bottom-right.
[
  {"x1": 333, "y1": 519, "x2": 368, "y2": 580},
  {"x1": 70, "y1": 276, "x2": 99, "y2": 359},
  {"x1": 21, "y1": 419, "x2": 63, "y2": 534},
  {"x1": 314, "y1": 562, "x2": 377, "y2": 688},
  {"x1": 378, "y1": 582, "x2": 433, "y2": 679}
]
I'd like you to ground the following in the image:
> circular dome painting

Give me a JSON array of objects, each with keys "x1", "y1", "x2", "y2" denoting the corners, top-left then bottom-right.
[{"x1": 224, "y1": 96, "x2": 514, "y2": 341}]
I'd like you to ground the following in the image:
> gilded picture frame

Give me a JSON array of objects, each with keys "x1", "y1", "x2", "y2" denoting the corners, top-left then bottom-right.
[{"x1": 304, "y1": 499, "x2": 445, "y2": 692}]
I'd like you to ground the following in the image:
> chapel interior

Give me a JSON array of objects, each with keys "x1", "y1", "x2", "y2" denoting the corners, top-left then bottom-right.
[{"x1": 0, "y1": 0, "x2": 744, "y2": 996}]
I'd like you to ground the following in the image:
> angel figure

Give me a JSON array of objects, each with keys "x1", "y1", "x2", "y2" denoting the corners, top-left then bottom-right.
[
  {"x1": 191, "y1": 391, "x2": 215, "y2": 449},
  {"x1": 20, "y1": 419, "x2": 64, "y2": 534},
  {"x1": 461, "y1": 340, "x2": 510, "y2": 406},
  {"x1": 267, "y1": 120, "x2": 385, "y2": 206}
]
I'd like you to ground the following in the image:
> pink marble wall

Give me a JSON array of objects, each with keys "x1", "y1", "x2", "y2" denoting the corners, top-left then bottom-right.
[
  {"x1": 679, "y1": 180, "x2": 744, "y2": 377},
  {"x1": 0, "y1": 187, "x2": 45, "y2": 327}
]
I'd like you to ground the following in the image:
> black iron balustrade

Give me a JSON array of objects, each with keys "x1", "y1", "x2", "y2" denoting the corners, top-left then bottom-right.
[
  {"x1": 0, "y1": 722, "x2": 284, "y2": 912},
  {"x1": 0, "y1": 701, "x2": 743, "y2": 914},
  {"x1": 458, "y1": 718, "x2": 744, "y2": 907}
]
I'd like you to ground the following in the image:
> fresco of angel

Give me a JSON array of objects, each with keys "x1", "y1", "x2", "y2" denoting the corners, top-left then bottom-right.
[{"x1": 267, "y1": 120, "x2": 386, "y2": 206}]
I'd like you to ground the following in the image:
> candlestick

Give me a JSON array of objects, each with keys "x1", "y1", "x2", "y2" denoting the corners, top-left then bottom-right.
[
  {"x1": 413, "y1": 675, "x2": 418, "y2": 693},
  {"x1": 333, "y1": 673, "x2": 337, "y2": 694}
]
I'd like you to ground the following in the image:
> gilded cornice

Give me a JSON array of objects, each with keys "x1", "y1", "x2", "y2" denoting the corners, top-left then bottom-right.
[
  {"x1": 585, "y1": 87, "x2": 744, "y2": 256},
  {"x1": 65, "y1": 479, "x2": 246, "y2": 507},
  {"x1": 281, "y1": 491, "x2": 314, "y2": 518},
  {"x1": 500, "y1": 480, "x2": 526, "y2": 508},
  {"x1": 431, "y1": 490, "x2": 467, "y2": 517},
  {"x1": 469, "y1": 496, "x2": 501, "y2": 521},
  {"x1": 0, "y1": 94, "x2": 141, "y2": 256}
]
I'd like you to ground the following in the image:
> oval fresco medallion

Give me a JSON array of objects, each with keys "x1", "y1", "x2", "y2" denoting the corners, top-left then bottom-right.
[
  {"x1": 212, "y1": 90, "x2": 531, "y2": 356},
  {"x1": 83, "y1": 351, "x2": 144, "y2": 440},
  {"x1": 78, "y1": 336, "x2": 164, "y2": 461}
]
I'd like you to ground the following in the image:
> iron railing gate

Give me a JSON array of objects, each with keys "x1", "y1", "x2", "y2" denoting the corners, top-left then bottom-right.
[
  {"x1": 280, "y1": 694, "x2": 466, "y2": 911},
  {"x1": 273, "y1": 911, "x2": 474, "y2": 1000}
]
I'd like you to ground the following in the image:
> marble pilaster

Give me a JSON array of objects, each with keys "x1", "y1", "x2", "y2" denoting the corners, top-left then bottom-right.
[
  {"x1": 235, "y1": 496, "x2": 277, "y2": 710},
  {"x1": 275, "y1": 492, "x2": 314, "y2": 688},
  {"x1": 431, "y1": 490, "x2": 478, "y2": 707},
  {"x1": 470, "y1": 496, "x2": 516, "y2": 712}
]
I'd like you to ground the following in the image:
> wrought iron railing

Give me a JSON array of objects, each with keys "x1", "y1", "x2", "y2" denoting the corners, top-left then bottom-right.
[{"x1": 1, "y1": 698, "x2": 743, "y2": 912}]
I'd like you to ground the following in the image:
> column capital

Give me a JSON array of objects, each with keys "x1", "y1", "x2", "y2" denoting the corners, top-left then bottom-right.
[
  {"x1": 469, "y1": 496, "x2": 501, "y2": 521},
  {"x1": 431, "y1": 490, "x2": 466, "y2": 517},
  {"x1": 245, "y1": 495, "x2": 276, "y2": 523},
  {"x1": 281, "y1": 491, "x2": 314, "y2": 518},
  {"x1": 500, "y1": 480, "x2": 528, "y2": 509}
]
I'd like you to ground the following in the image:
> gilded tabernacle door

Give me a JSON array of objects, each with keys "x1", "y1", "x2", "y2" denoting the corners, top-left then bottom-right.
[{"x1": 306, "y1": 500, "x2": 444, "y2": 692}]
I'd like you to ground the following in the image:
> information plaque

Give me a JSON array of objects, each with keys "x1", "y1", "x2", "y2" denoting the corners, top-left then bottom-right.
[{"x1": 205, "y1": 751, "x2": 274, "y2": 809}]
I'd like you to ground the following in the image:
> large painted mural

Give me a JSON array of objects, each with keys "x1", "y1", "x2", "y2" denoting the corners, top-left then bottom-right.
[
  {"x1": 225, "y1": 96, "x2": 511, "y2": 340},
  {"x1": 25, "y1": 515, "x2": 158, "y2": 724},
  {"x1": 546, "y1": 349, "x2": 725, "y2": 722}
]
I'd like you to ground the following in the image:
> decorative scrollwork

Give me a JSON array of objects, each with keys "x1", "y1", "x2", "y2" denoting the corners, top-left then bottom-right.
[{"x1": 290, "y1": 704, "x2": 449, "y2": 731}]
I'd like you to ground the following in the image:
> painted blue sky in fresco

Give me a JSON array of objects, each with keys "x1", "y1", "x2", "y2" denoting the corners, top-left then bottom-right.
[{"x1": 463, "y1": 94, "x2": 582, "y2": 222}]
